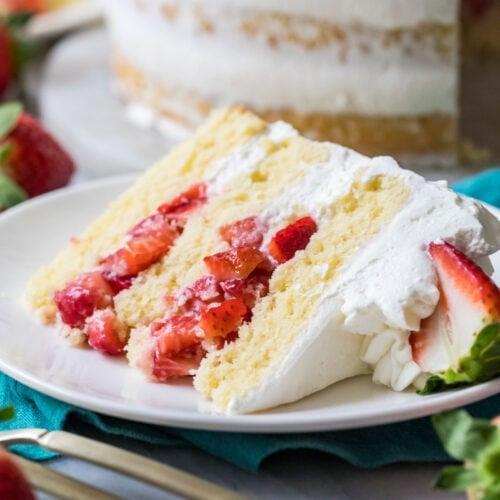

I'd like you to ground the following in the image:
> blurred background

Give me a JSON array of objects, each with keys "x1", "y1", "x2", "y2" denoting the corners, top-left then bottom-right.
[{"x1": 0, "y1": 0, "x2": 499, "y2": 200}]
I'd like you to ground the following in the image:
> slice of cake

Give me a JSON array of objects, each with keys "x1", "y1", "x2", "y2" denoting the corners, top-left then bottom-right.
[{"x1": 25, "y1": 108, "x2": 500, "y2": 415}]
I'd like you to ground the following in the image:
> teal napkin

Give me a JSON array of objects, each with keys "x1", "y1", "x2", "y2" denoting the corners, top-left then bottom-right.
[{"x1": 1, "y1": 169, "x2": 500, "y2": 472}]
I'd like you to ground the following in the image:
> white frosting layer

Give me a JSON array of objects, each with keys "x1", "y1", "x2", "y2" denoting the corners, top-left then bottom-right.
[
  {"x1": 215, "y1": 139, "x2": 500, "y2": 414},
  {"x1": 104, "y1": 0, "x2": 458, "y2": 117},
  {"x1": 209, "y1": 0, "x2": 459, "y2": 28}
]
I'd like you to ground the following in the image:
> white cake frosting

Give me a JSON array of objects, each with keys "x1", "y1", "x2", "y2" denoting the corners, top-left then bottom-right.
[
  {"x1": 200, "y1": 124, "x2": 500, "y2": 414},
  {"x1": 103, "y1": 0, "x2": 459, "y2": 122}
]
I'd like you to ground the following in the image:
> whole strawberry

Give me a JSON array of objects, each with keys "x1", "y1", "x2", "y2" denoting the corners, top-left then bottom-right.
[
  {"x1": 0, "y1": 102, "x2": 75, "y2": 197},
  {"x1": 0, "y1": 449, "x2": 35, "y2": 500},
  {"x1": 0, "y1": 22, "x2": 13, "y2": 97}
]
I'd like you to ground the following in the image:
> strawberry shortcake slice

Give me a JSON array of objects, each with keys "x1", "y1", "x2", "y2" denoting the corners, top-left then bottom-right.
[{"x1": 25, "y1": 108, "x2": 500, "y2": 415}]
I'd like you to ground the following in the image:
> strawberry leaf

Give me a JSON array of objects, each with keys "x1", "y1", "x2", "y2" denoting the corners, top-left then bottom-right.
[
  {"x1": 0, "y1": 171, "x2": 27, "y2": 210},
  {"x1": 432, "y1": 410, "x2": 500, "y2": 496},
  {"x1": 0, "y1": 142, "x2": 13, "y2": 164},
  {"x1": 432, "y1": 410, "x2": 497, "y2": 461},
  {"x1": 433, "y1": 465, "x2": 481, "y2": 491},
  {"x1": 4, "y1": 12, "x2": 33, "y2": 30},
  {"x1": 419, "y1": 322, "x2": 500, "y2": 395},
  {"x1": 0, "y1": 102, "x2": 22, "y2": 138},
  {"x1": 0, "y1": 405, "x2": 14, "y2": 421}
]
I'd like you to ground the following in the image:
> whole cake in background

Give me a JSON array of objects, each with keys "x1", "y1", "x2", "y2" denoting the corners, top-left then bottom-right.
[{"x1": 102, "y1": 0, "x2": 460, "y2": 168}]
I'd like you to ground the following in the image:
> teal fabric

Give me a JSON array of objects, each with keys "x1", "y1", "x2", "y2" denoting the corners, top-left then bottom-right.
[{"x1": 1, "y1": 169, "x2": 499, "y2": 472}]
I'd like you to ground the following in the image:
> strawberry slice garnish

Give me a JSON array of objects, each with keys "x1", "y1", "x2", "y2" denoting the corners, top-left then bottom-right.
[
  {"x1": 268, "y1": 216, "x2": 318, "y2": 263},
  {"x1": 54, "y1": 271, "x2": 114, "y2": 328},
  {"x1": 86, "y1": 309, "x2": 127, "y2": 356},
  {"x1": 0, "y1": 104, "x2": 75, "y2": 197},
  {"x1": 204, "y1": 247, "x2": 265, "y2": 280},
  {"x1": 410, "y1": 241, "x2": 500, "y2": 373},
  {"x1": 219, "y1": 216, "x2": 267, "y2": 249},
  {"x1": 199, "y1": 298, "x2": 247, "y2": 339},
  {"x1": 0, "y1": 448, "x2": 35, "y2": 500}
]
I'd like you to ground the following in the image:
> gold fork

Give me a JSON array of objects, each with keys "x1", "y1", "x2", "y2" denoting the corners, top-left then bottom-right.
[{"x1": 0, "y1": 428, "x2": 246, "y2": 500}]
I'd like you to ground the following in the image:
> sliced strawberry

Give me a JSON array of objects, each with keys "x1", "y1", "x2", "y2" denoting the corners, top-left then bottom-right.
[
  {"x1": 128, "y1": 212, "x2": 182, "y2": 239},
  {"x1": 100, "y1": 232, "x2": 175, "y2": 277},
  {"x1": 169, "y1": 275, "x2": 222, "y2": 313},
  {"x1": 86, "y1": 309, "x2": 127, "y2": 356},
  {"x1": 219, "y1": 216, "x2": 267, "y2": 249},
  {"x1": 101, "y1": 270, "x2": 134, "y2": 294},
  {"x1": 199, "y1": 298, "x2": 247, "y2": 339},
  {"x1": 0, "y1": 449, "x2": 35, "y2": 500},
  {"x1": 268, "y1": 216, "x2": 318, "y2": 263},
  {"x1": 54, "y1": 271, "x2": 114, "y2": 328},
  {"x1": 157, "y1": 182, "x2": 207, "y2": 219},
  {"x1": 152, "y1": 314, "x2": 202, "y2": 355},
  {"x1": 220, "y1": 272, "x2": 270, "y2": 310},
  {"x1": 1, "y1": 112, "x2": 75, "y2": 197},
  {"x1": 152, "y1": 345, "x2": 204, "y2": 380},
  {"x1": 204, "y1": 247, "x2": 265, "y2": 280},
  {"x1": 410, "y1": 241, "x2": 500, "y2": 372}
]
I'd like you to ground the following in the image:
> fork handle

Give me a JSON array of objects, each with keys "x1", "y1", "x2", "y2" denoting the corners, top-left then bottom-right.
[{"x1": 39, "y1": 430, "x2": 245, "y2": 500}]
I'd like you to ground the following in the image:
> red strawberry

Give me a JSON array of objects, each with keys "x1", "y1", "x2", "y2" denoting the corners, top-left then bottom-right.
[
  {"x1": 268, "y1": 216, "x2": 318, "y2": 264},
  {"x1": 0, "y1": 24, "x2": 13, "y2": 97},
  {"x1": 199, "y1": 298, "x2": 247, "y2": 339},
  {"x1": 410, "y1": 241, "x2": 500, "y2": 372},
  {"x1": 219, "y1": 216, "x2": 267, "y2": 249},
  {"x1": 152, "y1": 345, "x2": 204, "y2": 380},
  {"x1": 169, "y1": 275, "x2": 222, "y2": 313},
  {"x1": 157, "y1": 183, "x2": 207, "y2": 219},
  {"x1": 152, "y1": 314, "x2": 201, "y2": 355},
  {"x1": 128, "y1": 212, "x2": 182, "y2": 239},
  {"x1": 86, "y1": 309, "x2": 127, "y2": 356},
  {"x1": 204, "y1": 247, "x2": 265, "y2": 280},
  {"x1": 0, "y1": 449, "x2": 35, "y2": 500},
  {"x1": 220, "y1": 272, "x2": 270, "y2": 310},
  {"x1": 2, "y1": 0, "x2": 46, "y2": 14},
  {"x1": 0, "y1": 105, "x2": 75, "y2": 197},
  {"x1": 101, "y1": 233, "x2": 175, "y2": 277},
  {"x1": 54, "y1": 271, "x2": 114, "y2": 328}
]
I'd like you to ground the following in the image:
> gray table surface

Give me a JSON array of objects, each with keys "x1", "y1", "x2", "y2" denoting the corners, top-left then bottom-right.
[{"x1": 26, "y1": 25, "x2": 492, "y2": 500}]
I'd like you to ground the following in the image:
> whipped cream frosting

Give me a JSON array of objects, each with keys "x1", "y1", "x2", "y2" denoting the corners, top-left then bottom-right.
[
  {"x1": 104, "y1": 0, "x2": 458, "y2": 117},
  {"x1": 210, "y1": 136, "x2": 500, "y2": 414}
]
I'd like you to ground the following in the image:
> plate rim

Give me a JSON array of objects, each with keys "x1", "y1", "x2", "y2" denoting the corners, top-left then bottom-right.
[{"x1": 0, "y1": 175, "x2": 498, "y2": 433}]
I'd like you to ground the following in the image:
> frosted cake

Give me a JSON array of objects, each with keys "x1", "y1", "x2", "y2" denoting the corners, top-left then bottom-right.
[{"x1": 25, "y1": 108, "x2": 500, "y2": 414}]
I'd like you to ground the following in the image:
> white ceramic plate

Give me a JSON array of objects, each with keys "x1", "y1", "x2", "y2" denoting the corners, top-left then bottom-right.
[{"x1": 0, "y1": 176, "x2": 498, "y2": 433}]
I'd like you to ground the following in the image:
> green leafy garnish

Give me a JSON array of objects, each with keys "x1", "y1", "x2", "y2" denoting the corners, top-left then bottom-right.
[
  {"x1": 0, "y1": 171, "x2": 27, "y2": 210},
  {"x1": 433, "y1": 410, "x2": 500, "y2": 499},
  {"x1": 419, "y1": 322, "x2": 500, "y2": 395},
  {"x1": 0, "y1": 102, "x2": 22, "y2": 138},
  {"x1": 0, "y1": 405, "x2": 14, "y2": 422}
]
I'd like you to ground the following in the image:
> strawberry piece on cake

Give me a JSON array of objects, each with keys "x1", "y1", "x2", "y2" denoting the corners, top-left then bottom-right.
[{"x1": 269, "y1": 216, "x2": 318, "y2": 263}]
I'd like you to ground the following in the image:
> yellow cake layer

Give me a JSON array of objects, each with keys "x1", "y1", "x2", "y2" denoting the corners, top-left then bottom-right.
[
  {"x1": 194, "y1": 174, "x2": 410, "y2": 409},
  {"x1": 116, "y1": 135, "x2": 329, "y2": 330},
  {"x1": 24, "y1": 108, "x2": 266, "y2": 323},
  {"x1": 114, "y1": 56, "x2": 456, "y2": 160}
]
